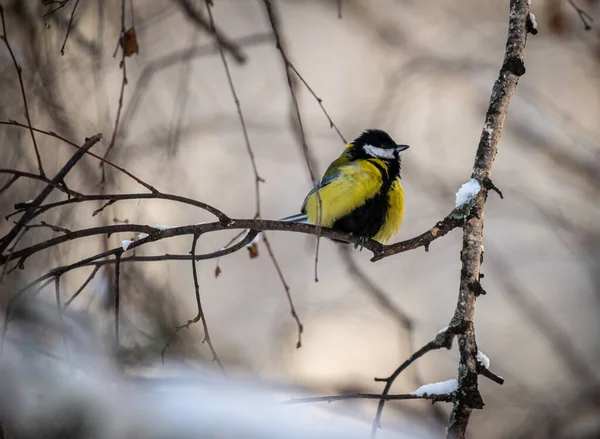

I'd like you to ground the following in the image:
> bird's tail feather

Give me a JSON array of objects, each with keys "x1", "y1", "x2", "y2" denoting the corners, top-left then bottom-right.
[{"x1": 279, "y1": 213, "x2": 309, "y2": 224}]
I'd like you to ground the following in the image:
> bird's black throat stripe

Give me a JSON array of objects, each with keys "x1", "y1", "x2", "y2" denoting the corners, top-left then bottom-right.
[{"x1": 331, "y1": 155, "x2": 401, "y2": 240}]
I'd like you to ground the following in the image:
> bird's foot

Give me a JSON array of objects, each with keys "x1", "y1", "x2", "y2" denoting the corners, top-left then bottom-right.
[{"x1": 354, "y1": 236, "x2": 368, "y2": 251}]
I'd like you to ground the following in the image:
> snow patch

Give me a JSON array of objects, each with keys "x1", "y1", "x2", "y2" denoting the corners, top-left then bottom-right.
[
  {"x1": 529, "y1": 13, "x2": 537, "y2": 30},
  {"x1": 411, "y1": 379, "x2": 458, "y2": 397},
  {"x1": 455, "y1": 178, "x2": 481, "y2": 207},
  {"x1": 121, "y1": 240, "x2": 132, "y2": 251},
  {"x1": 477, "y1": 350, "x2": 491, "y2": 369}
]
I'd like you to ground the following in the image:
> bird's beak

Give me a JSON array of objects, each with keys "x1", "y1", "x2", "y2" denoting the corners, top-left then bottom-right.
[{"x1": 395, "y1": 144, "x2": 410, "y2": 152}]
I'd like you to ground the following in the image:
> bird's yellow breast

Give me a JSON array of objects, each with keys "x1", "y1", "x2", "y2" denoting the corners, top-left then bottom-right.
[
  {"x1": 372, "y1": 178, "x2": 404, "y2": 243},
  {"x1": 303, "y1": 160, "x2": 382, "y2": 227},
  {"x1": 302, "y1": 159, "x2": 404, "y2": 243}
]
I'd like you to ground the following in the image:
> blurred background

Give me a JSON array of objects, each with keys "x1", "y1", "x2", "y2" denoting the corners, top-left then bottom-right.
[{"x1": 1, "y1": 0, "x2": 600, "y2": 438}]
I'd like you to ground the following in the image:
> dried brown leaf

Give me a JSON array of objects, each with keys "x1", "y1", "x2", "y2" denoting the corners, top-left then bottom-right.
[
  {"x1": 120, "y1": 27, "x2": 139, "y2": 57},
  {"x1": 247, "y1": 242, "x2": 259, "y2": 259}
]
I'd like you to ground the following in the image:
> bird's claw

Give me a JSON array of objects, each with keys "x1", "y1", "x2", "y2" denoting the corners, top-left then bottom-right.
[{"x1": 354, "y1": 236, "x2": 368, "y2": 251}]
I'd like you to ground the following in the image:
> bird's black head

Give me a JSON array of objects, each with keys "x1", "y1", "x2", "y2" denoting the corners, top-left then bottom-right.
[{"x1": 351, "y1": 129, "x2": 409, "y2": 161}]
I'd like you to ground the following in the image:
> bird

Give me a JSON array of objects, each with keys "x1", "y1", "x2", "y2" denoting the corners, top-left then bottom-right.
[{"x1": 282, "y1": 129, "x2": 409, "y2": 245}]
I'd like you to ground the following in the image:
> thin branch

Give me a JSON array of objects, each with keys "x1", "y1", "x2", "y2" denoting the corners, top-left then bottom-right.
[
  {"x1": 0, "y1": 3, "x2": 45, "y2": 177},
  {"x1": 63, "y1": 265, "x2": 101, "y2": 308},
  {"x1": 287, "y1": 62, "x2": 347, "y2": 144},
  {"x1": 0, "y1": 134, "x2": 103, "y2": 255},
  {"x1": 371, "y1": 328, "x2": 456, "y2": 438},
  {"x1": 60, "y1": 0, "x2": 80, "y2": 55},
  {"x1": 0, "y1": 120, "x2": 158, "y2": 193},
  {"x1": 567, "y1": 0, "x2": 594, "y2": 30},
  {"x1": 446, "y1": 1, "x2": 530, "y2": 437},
  {"x1": 6, "y1": 192, "x2": 228, "y2": 225},
  {"x1": 101, "y1": 0, "x2": 128, "y2": 184},
  {"x1": 371, "y1": 210, "x2": 465, "y2": 261},
  {"x1": 202, "y1": 2, "x2": 298, "y2": 352},
  {"x1": 0, "y1": 174, "x2": 18, "y2": 195},
  {"x1": 0, "y1": 169, "x2": 81, "y2": 197},
  {"x1": 204, "y1": 0, "x2": 263, "y2": 217},
  {"x1": 284, "y1": 392, "x2": 453, "y2": 405},
  {"x1": 262, "y1": 1, "x2": 346, "y2": 145},
  {"x1": 24, "y1": 221, "x2": 73, "y2": 236},
  {"x1": 42, "y1": 0, "x2": 71, "y2": 26},
  {"x1": 176, "y1": 0, "x2": 247, "y2": 64},
  {"x1": 162, "y1": 234, "x2": 225, "y2": 370},
  {"x1": 54, "y1": 275, "x2": 72, "y2": 368},
  {"x1": 262, "y1": 0, "x2": 325, "y2": 282},
  {"x1": 114, "y1": 251, "x2": 122, "y2": 349},
  {"x1": 0, "y1": 228, "x2": 27, "y2": 283},
  {"x1": 262, "y1": 232, "x2": 303, "y2": 348},
  {"x1": 203, "y1": 0, "x2": 298, "y2": 354}
]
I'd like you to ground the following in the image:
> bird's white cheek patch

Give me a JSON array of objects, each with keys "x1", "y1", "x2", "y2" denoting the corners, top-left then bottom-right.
[{"x1": 363, "y1": 144, "x2": 396, "y2": 159}]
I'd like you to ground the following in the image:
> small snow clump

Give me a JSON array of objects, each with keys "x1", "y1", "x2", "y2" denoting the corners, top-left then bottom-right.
[
  {"x1": 477, "y1": 350, "x2": 491, "y2": 369},
  {"x1": 411, "y1": 379, "x2": 458, "y2": 397},
  {"x1": 529, "y1": 13, "x2": 537, "y2": 30},
  {"x1": 455, "y1": 178, "x2": 481, "y2": 207}
]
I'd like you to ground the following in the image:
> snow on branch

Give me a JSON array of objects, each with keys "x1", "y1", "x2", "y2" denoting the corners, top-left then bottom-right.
[
  {"x1": 455, "y1": 179, "x2": 481, "y2": 208},
  {"x1": 411, "y1": 379, "x2": 459, "y2": 397}
]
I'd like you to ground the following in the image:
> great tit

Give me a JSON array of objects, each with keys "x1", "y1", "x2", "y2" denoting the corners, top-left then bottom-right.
[{"x1": 282, "y1": 129, "x2": 409, "y2": 244}]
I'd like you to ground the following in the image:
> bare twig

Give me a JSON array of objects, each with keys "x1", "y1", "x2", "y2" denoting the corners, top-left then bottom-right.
[
  {"x1": 0, "y1": 3, "x2": 45, "y2": 177},
  {"x1": 262, "y1": 0, "x2": 324, "y2": 282},
  {"x1": 176, "y1": 0, "x2": 247, "y2": 64},
  {"x1": 204, "y1": 0, "x2": 263, "y2": 216},
  {"x1": 0, "y1": 169, "x2": 81, "y2": 197},
  {"x1": 371, "y1": 328, "x2": 456, "y2": 438},
  {"x1": 6, "y1": 192, "x2": 228, "y2": 225},
  {"x1": 60, "y1": 0, "x2": 80, "y2": 55},
  {"x1": 0, "y1": 134, "x2": 102, "y2": 255},
  {"x1": 63, "y1": 265, "x2": 101, "y2": 308},
  {"x1": 114, "y1": 251, "x2": 122, "y2": 349},
  {"x1": 262, "y1": 1, "x2": 346, "y2": 145},
  {"x1": 284, "y1": 392, "x2": 453, "y2": 405},
  {"x1": 161, "y1": 235, "x2": 225, "y2": 369},
  {"x1": 567, "y1": 0, "x2": 594, "y2": 30},
  {"x1": 54, "y1": 275, "x2": 72, "y2": 368},
  {"x1": 101, "y1": 0, "x2": 128, "y2": 184},
  {"x1": 42, "y1": 0, "x2": 71, "y2": 26},
  {"x1": 0, "y1": 174, "x2": 18, "y2": 196},
  {"x1": 0, "y1": 228, "x2": 27, "y2": 283},
  {"x1": 287, "y1": 62, "x2": 347, "y2": 144},
  {"x1": 200, "y1": 3, "x2": 298, "y2": 353},
  {"x1": 262, "y1": 233, "x2": 303, "y2": 348},
  {"x1": 0, "y1": 120, "x2": 158, "y2": 193}
]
